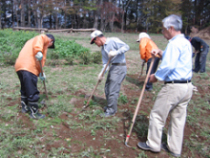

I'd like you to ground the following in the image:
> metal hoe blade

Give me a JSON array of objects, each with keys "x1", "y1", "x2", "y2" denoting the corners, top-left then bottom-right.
[{"x1": 81, "y1": 57, "x2": 112, "y2": 112}]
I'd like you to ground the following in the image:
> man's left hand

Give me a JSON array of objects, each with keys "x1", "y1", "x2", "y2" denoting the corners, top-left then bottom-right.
[
  {"x1": 35, "y1": 52, "x2": 43, "y2": 61},
  {"x1": 149, "y1": 74, "x2": 157, "y2": 83},
  {"x1": 151, "y1": 49, "x2": 162, "y2": 58},
  {"x1": 108, "y1": 51, "x2": 118, "y2": 58}
]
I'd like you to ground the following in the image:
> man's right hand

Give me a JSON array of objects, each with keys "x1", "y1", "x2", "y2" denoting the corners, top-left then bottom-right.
[
  {"x1": 98, "y1": 72, "x2": 104, "y2": 82},
  {"x1": 39, "y1": 73, "x2": 46, "y2": 81},
  {"x1": 35, "y1": 52, "x2": 43, "y2": 61},
  {"x1": 151, "y1": 49, "x2": 163, "y2": 58},
  {"x1": 142, "y1": 59, "x2": 146, "y2": 66},
  {"x1": 149, "y1": 74, "x2": 157, "y2": 83}
]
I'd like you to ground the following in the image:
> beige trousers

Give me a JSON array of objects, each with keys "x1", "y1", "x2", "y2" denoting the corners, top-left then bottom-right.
[{"x1": 146, "y1": 83, "x2": 193, "y2": 154}]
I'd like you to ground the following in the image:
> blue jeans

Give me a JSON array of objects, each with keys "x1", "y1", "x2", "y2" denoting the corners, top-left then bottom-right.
[{"x1": 194, "y1": 47, "x2": 209, "y2": 73}]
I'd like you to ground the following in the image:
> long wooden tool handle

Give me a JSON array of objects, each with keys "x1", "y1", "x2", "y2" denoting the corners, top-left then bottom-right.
[
  {"x1": 138, "y1": 61, "x2": 145, "y2": 78},
  {"x1": 39, "y1": 61, "x2": 48, "y2": 100},
  {"x1": 84, "y1": 57, "x2": 112, "y2": 108},
  {"x1": 125, "y1": 57, "x2": 155, "y2": 146}
]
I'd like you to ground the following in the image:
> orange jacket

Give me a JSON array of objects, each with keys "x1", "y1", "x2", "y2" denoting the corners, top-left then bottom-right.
[
  {"x1": 15, "y1": 34, "x2": 50, "y2": 76},
  {"x1": 139, "y1": 37, "x2": 158, "y2": 62}
]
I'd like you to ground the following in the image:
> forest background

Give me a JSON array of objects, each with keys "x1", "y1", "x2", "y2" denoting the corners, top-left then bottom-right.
[{"x1": 0, "y1": 0, "x2": 210, "y2": 34}]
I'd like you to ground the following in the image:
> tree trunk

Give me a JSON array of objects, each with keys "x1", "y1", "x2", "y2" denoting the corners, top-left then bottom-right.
[
  {"x1": 50, "y1": 14, "x2": 52, "y2": 29},
  {"x1": 109, "y1": 0, "x2": 117, "y2": 32},
  {"x1": 0, "y1": 14, "x2": 2, "y2": 29},
  {"x1": 33, "y1": 0, "x2": 37, "y2": 27},
  {"x1": 99, "y1": 0, "x2": 104, "y2": 30},
  {"x1": 56, "y1": 14, "x2": 58, "y2": 29},
  {"x1": 121, "y1": 0, "x2": 131, "y2": 33},
  {"x1": 20, "y1": 0, "x2": 25, "y2": 27},
  {"x1": 93, "y1": 10, "x2": 98, "y2": 29},
  {"x1": 83, "y1": 12, "x2": 86, "y2": 28},
  {"x1": 27, "y1": 0, "x2": 31, "y2": 27},
  {"x1": 93, "y1": 0, "x2": 100, "y2": 29},
  {"x1": 12, "y1": 0, "x2": 14, "y2": 27},
  {"x1": 64, "y1": 13, "x2": 66, "y2": 28},
  {"x1": 40, "y1": 17, "x2": 43, "y2": 28},
  {"x1": 13, "y1": 0, "x2": 19, "y2": 27}
]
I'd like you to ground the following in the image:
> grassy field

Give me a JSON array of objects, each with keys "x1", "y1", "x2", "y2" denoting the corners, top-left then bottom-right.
[{"x1": 0, "y1": 31, "x2": 210, "y2": 158}]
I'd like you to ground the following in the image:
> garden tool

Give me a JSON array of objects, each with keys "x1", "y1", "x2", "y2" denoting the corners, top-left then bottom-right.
[
  {"x1": 39, "y1": 61, "x2": 48, "y2": 100},
  {"x1": 82, "y1": 57, "x2": 112, "y2": 111},
  {"x1": 125, "y1": 56, "x2": 155, "y2": 147},
  {"x1": 138, "y1": 60, "x2": 145, "y2": 79}
]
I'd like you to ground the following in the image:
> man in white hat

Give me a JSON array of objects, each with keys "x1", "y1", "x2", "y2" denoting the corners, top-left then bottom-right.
[
  {"x1": 136, "y1": 32, "x2": 160, "y2": 91},
  {"x1": 90, "y1": 30, "x2": 130, "y2": 117}
]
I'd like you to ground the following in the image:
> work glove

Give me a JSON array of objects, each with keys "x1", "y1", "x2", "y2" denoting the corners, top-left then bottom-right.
[
  {"x1": 35, "y1": 51, "x2": 43, "y2": 61},
  {"x1": 108, "y1": 51, "x2": 118, "y2": 58},
  {"x1": 39, "y1": 73, "x2": 46, "y2": 81},
  {"x1": 192, "y1": 85, "x2": 198, "y2": 92},
  {"x1": 98, "y1": 72, "x2": 104, "y2": 82}
]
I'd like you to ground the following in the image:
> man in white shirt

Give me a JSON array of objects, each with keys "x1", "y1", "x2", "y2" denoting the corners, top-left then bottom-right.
[{"x1": 137, "y1": 14, "x2": 193, "y2": 157}]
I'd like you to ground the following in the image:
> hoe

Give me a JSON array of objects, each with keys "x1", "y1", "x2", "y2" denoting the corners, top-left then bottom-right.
[{"x1": 125, "y1": 56, "x2": 155, "y2": 147}]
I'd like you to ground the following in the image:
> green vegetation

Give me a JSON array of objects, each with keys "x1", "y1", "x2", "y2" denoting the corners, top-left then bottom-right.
[
  {"x1": 0, "y1": 29, "x2": 102, "y2": 66},
  {"x1": 0, "y1": 31, "x2": 209, "y2": 157}
]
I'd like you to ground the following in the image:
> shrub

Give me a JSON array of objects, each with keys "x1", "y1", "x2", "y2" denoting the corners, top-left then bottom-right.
[
  {"x1": 0, "y1": 29, "x2": 91, "y2": 65},
  {"x1": 65, "y1": 55, "x2": 74, "y2": 65},
  {"x1": 54, "y1": 39, "x2": 90, "y2": 58},
  {"x1": 3, "y1": 53, "x2": 17, "y2": 65},
  {"x1": 50, "y1": 51, "x2": 60, "y2": 59},
  {"x1": 79, "y1": 51, "x2": 91, "y2": 65},
  {"x1": 91, "y1": 51, "x2": 102, "y2": 64}
]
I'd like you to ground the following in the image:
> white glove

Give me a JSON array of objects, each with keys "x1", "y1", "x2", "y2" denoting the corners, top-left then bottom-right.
[
  {"x1": 192, "y1": 85, "x2": 198, "y2": 92},
  {"x1": 98, "y1": 72, "x2": 104, "y2": 82},
  {"x1": 35, "y1": 51, "x2": 43, "y2": 61},
  {"x1": 108, "y1": 51, "x2": 118, "y2": 58},
  {"x1": 39, "y1": 73, "x2": 46, "y2": 81}
]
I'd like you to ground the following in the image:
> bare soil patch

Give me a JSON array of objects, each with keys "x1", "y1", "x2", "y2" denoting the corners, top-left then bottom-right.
[{"x1": 4, "y1": 70, "x2": 209, "y2": 158}]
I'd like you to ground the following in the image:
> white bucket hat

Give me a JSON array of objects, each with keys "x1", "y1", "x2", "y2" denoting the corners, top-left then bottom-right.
[
  {"x1": 90, "y1": 30, "x2": 103, "y2": 44},
  {"x1": 136, "y1": 32, "x2": 150, "y2": 42}
]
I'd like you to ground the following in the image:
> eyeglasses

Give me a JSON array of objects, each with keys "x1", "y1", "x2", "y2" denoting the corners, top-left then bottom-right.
[{"x1": 93, "y1": 37, "x2": 97, "y2": 43}]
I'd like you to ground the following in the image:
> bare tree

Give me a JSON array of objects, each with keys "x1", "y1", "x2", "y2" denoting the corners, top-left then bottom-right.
[
  {"x1": 27, "y1": 0, "x2": 31, "y2": 27},
  {"x1": 93, "y1": 0, "x2": 100, "y2": 29},
  {"x1": 121, "y1": 0, "x2": 131, "y2": 32},
  {"x1": 20, "y1": 0, "x2": 25, "y2": 26}
]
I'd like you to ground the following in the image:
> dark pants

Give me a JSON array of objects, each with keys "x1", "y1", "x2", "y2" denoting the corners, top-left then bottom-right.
[
  {"x1": 146, "y1": 57, "x2": 160, "y2": 89},
  {"x1": 194, "y1": 47, "x2": 209, "y2": 73},
  {"x1": 17, "y1": 70, "x2": 40, "y2": 102},
  {"x1": 105, "y1": 65, "x2": 127, "y2": 114}
]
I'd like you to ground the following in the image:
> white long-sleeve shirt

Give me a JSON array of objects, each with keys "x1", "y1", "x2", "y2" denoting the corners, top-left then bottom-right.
[
  {"x1": 100, "y1": 37, "x2": 130, "y2": 73},
  {"x1": 155, "y1": 34, "x2": 192, "y2": 81}
]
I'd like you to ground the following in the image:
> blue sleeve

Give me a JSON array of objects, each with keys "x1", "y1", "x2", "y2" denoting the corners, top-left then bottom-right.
[
  {"x1": 155, "y1": 43, "x2": 180, "y2": 81},
  {"x1": 112, "y1": 38, "x2": 130, "y2": 55}
]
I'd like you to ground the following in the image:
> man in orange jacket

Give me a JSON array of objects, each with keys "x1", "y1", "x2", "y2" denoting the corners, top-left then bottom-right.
[
  {"x1": 137, "y1": 32, "x2": 160, "y2": 91},
  {"x1": 15, "y1": 34, "x2": 55, "y2": 119}
]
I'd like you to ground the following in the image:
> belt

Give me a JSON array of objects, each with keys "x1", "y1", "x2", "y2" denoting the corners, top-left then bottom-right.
[
  {"x1": 164, "y1": 80, "x2": 191, "y2": 84},
  {"x1": 111, "y1": 63, "x2": 126, "y2": 66}
]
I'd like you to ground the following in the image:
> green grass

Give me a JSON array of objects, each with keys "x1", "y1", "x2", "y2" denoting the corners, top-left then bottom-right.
[{"x1": 0, "y1": 31, "x2": 210, "y2": 157}]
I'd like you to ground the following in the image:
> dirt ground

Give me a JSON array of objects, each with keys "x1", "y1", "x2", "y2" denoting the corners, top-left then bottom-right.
[
  {"x1": 190, "y1": 26, "x2": 210, "y2": 40},
  {"x1": 4, "y1": 70, "x2": 210, "y2": 158},
  {"x1": 1, "y1": 32, "x2": 210, "y2": 157}
]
